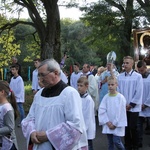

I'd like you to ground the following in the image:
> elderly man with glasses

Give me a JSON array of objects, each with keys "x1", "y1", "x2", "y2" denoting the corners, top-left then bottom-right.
[{"x1": 21, "y1": 58, "x2": 88, "y2": 150}]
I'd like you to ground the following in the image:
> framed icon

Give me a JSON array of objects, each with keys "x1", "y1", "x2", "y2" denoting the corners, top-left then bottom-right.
[{"x1": 133, "y1": 28, "x2": 150, "y2": 65}]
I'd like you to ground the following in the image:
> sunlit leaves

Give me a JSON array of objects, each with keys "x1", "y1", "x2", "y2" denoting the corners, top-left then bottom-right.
[{"x1": 0, "y1": 30, "x2": 21, "y2": 67}]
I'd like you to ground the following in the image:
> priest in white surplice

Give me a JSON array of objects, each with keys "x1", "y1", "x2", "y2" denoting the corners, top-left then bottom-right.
[
  {"x1": 137, "y1": 60, "x2": 150, "y2": 147},
  {"x1": 117, "y1": 56, "x2": 143, "y2": 150},
  {"x1": 21, "y1": 59, "x2": 88, "y2": 150}
]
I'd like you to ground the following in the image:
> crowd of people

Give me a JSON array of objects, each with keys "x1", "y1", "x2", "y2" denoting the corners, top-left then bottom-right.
[{"x1": 0, "y1": 55, "x2": 150, "y2": 150}]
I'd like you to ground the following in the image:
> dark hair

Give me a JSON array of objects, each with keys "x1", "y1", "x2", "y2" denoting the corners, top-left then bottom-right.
[
  {"x1": 74, "y1": 62, "x2": 80, "y2": 67},
  {"x1": 137, "y1": 60, "x2": 147, "y2": 68},
  {"x1": 33, "y1": 58, "x2": 41, "y2": 62},
  {"x1": 0, "y1": 80, "x2": 18, "y2": 120},
  {"x1": 10, "y1": 64, "x2": 19, "y2": 71}
]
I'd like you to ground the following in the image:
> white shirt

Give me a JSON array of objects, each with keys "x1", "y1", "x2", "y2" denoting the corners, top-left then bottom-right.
[
  {"x1": 60, "y1": 70, "x2": 68, "y2": 84},
  {"x1": 32, "y1": 69, "x2": 41, "y2": 91},
  {"x1": 70, "y1": 71, "x2": 83, "y2": 90},
  {"x1": 117, "y1": 70, "x2": 143, "y2": 112},
  {"x1": 139, "y1": 74, "x2": 150, "y2": 117},
  {"x1": 21, "y1": 86, "x2": 87, "y2": 150},
  {"x1": 98, "y1": 93, "x2": 127, "y2": 136},
  {"x1": 9, "y1": 76, "x2": 25, "y2": 103},
  {"x1": 81, "y1": 93, "x2": 96, "y2": 139},
  {"x1": 82, "y1": 71, "x2": 99, "y2": 110}
]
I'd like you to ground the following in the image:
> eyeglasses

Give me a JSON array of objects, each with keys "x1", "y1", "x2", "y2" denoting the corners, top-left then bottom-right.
[{"x1": 38, "y1": 71, "x2": 51, "y2": 78}]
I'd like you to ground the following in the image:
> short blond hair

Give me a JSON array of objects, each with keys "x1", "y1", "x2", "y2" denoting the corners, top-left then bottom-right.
[
  {"x1": 123, "y1": 56, "x2": 134, "y2": 63},
  {"x1": 107, "y1": 76, "x2": 118, "y2": 84},
  {"x1": 77, "y1": 76, "x2": 89, "y2": 86}
]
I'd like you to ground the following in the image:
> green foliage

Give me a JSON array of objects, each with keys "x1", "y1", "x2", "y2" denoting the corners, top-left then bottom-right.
[
  {"x1": 24, "y1": 81, "x2": 33, "y2": 113},
  {"x1": 80, "y1": 2, "x2": 122, "y2": 64},
  {"x1": 60, "y1": 19, "x2": 102, "y2": 72},
  {"x1": 0, "y1": 30, "x2": 21, "y2": 67},
  {"x1": 14, "y1": 23, "x2": 40, "y2": 62},
  {"x1": 79, "y1": 0, "x2": 150, "y2": 66}
]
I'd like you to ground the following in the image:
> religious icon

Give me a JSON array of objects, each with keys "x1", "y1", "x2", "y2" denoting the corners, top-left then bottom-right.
[{"x1": 133, "y1": 28, "x2": 150, "y2": 65}]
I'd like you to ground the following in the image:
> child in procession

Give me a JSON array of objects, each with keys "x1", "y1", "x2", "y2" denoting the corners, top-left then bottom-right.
[
  {"x1": 98, "y1": 76, "x2": 127, "y2": 150},
  {"x1": 0, "y1": 80, "x2": 18, "y2": 150},
  {"x1": 9, "y1": 64, "x2": 25, "y2": 127},
  {"x1": 77, "y1": 76, "x2": 96, "y2": 150}
]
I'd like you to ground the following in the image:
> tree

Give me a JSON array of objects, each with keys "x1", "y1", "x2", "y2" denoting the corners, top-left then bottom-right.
[
  {"x1": 0, "y1": 15, "x2": 21, "y2": 67},
  {"x1": 60, "y1": 19, "x2": 102, "y2": 72},
  {"x1": 0, "y1": 30, "x2": 21, "y2": 67},
  {"x1": 137, "y1": 0, "x2": 150, "y2": 23},
  {"x1": 14, "y1": 23, "x2": 41, "y2": 62},
  {"x1": 80, "y1": 0, "x2": 146, "y2": 64},
  {"x1": 80, "y1": 1, "x2": 121, "y2": 64},
  {"x1": 0, "y1": 0, "x2": 61, "y2": 62}
]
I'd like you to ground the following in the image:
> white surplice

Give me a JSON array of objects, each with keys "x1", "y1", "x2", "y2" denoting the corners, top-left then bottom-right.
[
  {"x1": 139, "y1": 74, "x2": 150, "y2": 117},
  {"x1": 82, "y1": 71, "x2": 99, "y2": 110},
  {"x1": 32, "y1": 69, "x2": 41, "y2": 91},
  {"x1": 117, "y1": 71, "x2": 143, "y2": 112},
  {"x1": 9, "y1": 76, "x2": 25, "y2": 103},
  {"x1": 21, "y1": 86, "x2": 88, "y2": 150},
  {"x1": 70, "y1": 71, "x2": 83, "y2": 90},
  {"x1": 81, "y1": 94, "x2": 96, "y2": 139},
  {"x1": 60, "y1": 70, "x2": 68, "y2": 84},
  {"x1": 98, "y1": 93, "x2": 127, "y2": 136}
]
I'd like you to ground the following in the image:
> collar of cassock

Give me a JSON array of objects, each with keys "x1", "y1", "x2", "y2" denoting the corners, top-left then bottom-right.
[
  {"x1": 142, "y1": 72, "x2": 150, "y2": 78},
  {"x1": 74, "y1": 71, "x2": 79, "y2": 74},
  {"x1": 13, "y1": 76, "x2": 19, "y2": 79},
  {"x1": 41, "y1": 80, "x2": 68, "y2": 97},
  {"x1": 80, "y1": 92, "x2": 88, "y2": 98},
  {"x1": 125, "y1": 69, "x2": 134, "y2": 76}
]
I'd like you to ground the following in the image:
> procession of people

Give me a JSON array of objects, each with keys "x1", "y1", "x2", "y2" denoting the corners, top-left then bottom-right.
[{"x1": 0, "y1": 54, "x2": 150, "y2": 150}]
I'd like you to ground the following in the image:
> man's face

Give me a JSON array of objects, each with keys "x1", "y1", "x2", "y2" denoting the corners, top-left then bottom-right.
[
  {"x1": 82, "y1": 64, "x2": 89, "y2": 73},
  {"x1": 38, "y1": 64, "x2": 55, "y2": 88},
  {"x1": 11, "y1": 68, "x2": 18, "y2": 75},
  {"x1": 34, "y1": 61, "x2": 40, "y2": 68},
  {"x1": 137, "y1": 66, "x2": 147, "y2": 75},
  {"x1": 12, "y1": 58, "x2": 17, "y2": 64},
  {"x1": 106, "y1": 63, "x2": 113, "y2": 71},
  {"x1": 73, "y1": 65, "x2": 79, "y2": 72},
  {"x1": 90, "y1": 65, "x2": 94, "y2": 71},
  {"x1": 123, "y1": 59, "x2": 133, "y2": 72}
]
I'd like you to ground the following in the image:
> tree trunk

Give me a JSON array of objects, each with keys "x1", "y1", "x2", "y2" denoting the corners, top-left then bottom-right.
[
  {"x1": 40, "y1": 4, "x2": 61, "y2": 62},
  {"x1": 53, "y1": 5, "x2": 61, "y2": 63},
  {"x1": 120, "y1": 0, "x2": 134, "y2": 57}
]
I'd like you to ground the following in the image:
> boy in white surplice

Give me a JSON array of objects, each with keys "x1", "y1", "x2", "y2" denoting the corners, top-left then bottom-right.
[
  {"x1": 77, "y1": 76, "x2": 96, "y2": 150},
  {"x1": 98, "y1": 76, "x2": 127, "y2": 150}
]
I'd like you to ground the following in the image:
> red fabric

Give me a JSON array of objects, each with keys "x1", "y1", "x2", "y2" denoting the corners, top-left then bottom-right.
[
  {"x1": 28, "y1": 144, "x2": 33, "y2": 150},
  {"x1": 70, "y1": 65, "x2": 73, "y2": 74}
]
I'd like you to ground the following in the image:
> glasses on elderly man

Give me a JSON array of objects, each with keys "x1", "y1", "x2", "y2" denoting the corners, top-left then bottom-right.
[{"x1": 38, "y1": 71, "x2": 52, "y2": 78}]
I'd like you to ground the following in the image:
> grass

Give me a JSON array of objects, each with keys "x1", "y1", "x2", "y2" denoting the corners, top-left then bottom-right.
[{"x1": 24, "y1": 81, "x2": 34, "y2": 114}]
